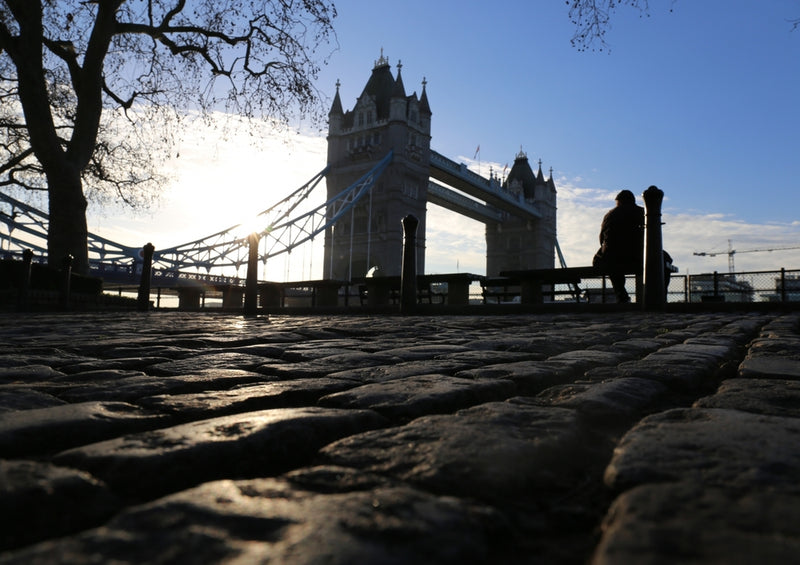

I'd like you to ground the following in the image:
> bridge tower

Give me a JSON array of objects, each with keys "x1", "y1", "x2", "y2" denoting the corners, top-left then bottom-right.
[
  {"x1": 324, "y1": 53, "x2": 431, "y2": 279},
  {"x1": 486, "y1": 151, "x2": 557, "y2": 275}
]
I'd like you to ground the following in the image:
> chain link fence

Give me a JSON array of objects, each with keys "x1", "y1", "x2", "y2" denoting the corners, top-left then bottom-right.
[{"x1": 574, "y1": 268, "x2": 800, "y2": 304}]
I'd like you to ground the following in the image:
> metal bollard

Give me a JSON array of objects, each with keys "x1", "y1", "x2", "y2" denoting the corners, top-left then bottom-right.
[
  {"x1": 60, "y1": 254, "x2": 73, "y2": 310},
  {"x1": 244, "y1": 232, "x2": 259, "y2": 316},
  {"x1": 18, "y1": 249, "x2": 33, "y2": 310},
  {"x1": 137, "y1": 243, "x2": 155, "y2": 311},
  {"x1": 400, "y1": 214, "x2": 419, "y2": 314},
  {"x1": 643, "y1": 185, "x2": 665, "y2": 310}
]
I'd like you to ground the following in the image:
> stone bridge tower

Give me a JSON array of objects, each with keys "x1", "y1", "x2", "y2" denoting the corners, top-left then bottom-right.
[
  {"x1": 486, "y1": 151, "x2": 557, "y2": 275},
  {"x1": 324, "y1": 54, "x2": 432, "y2": 279}
]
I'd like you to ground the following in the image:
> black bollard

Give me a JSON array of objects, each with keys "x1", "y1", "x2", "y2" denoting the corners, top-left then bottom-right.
[
  {"x1": 244, "y1": 232, "x2": 259, "y2": 316},
  {"x1": 60, "y1": 254, "x2": 73, "y2": 310},
  {"x1": 642, "y1": 185, "x2": 665, "y2": 310},
  {"x1": 18, "y1": 249, "x2": 33, "y2": 310},
  {"x1": 400, "y1": 214, "x2": 419, "y2": 315},
  {"x1": 137, "y1": 243, "x2": 155, "y2": 312}
]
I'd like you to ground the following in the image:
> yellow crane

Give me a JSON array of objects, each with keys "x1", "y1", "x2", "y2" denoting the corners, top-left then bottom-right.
[{"x1": 693, "y1": 240, "x2": 800, "y2": 274}]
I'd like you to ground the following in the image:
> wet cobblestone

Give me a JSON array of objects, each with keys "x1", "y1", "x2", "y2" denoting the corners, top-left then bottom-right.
[{"x1": 1, "y1": 310, "x2": 798, "y2": 563}]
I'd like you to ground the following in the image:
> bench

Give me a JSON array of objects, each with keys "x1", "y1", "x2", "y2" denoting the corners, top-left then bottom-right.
[
  {"x1": 499, "y1": 266, "x2": 642, "y2": 304},
  {"x1": 352, "y1": 276, "x2": 400, "y2": 307},
  {"x1": 420, "y1": 273, "x2": 483, "y2": 305},
  {"x1": 481, "y1": 276, "x2": 521, "y2": 304},
  {"x1": 258, "y1": 280, "x2": 350, "y2": 308},
  {"x1": 353, "y1": 273, "x2": 483, "y2": 307}
]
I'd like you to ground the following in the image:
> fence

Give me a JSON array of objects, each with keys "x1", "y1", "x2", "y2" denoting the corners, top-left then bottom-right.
[
  {"x1": 565, "y1": 268, "x2": 800, "y2": 304},
  {"x1": 121, "y1": 268, "x2": 800, "y2": 309}
]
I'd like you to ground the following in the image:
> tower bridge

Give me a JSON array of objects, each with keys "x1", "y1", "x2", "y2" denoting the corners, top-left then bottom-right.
[
  {"x1": 1, "y1": 54, "x2": 558, "y2": 285},
  {"x1": 323, "y1": 53, "x2": 557, "y2": 280}
]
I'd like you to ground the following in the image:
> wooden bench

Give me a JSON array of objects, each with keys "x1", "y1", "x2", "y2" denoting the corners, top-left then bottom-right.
[
  {"x1": 353, "y1": 273, "x2": 483, "y2": 307},
  {"x1": 258, "y1": 280, "x2": 350, "y2": 308},
  {"x1": 481, "y1": 276, "x2": 521, "y2": 304},
  {"x1": 352, "y1": 276, "x2": 400, "y2": 307},
  {"x1": 420, "y1": 273, "x2": 483, "y2": 305},
  {"x1": 499, "y1": 266, "x2": 642, "y2": 304}
]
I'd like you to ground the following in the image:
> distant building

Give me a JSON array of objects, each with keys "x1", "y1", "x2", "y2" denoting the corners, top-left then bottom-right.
[
  {"x1": 764, "y1": 274, "x2": 800, "y2": 302},
  {"x1": 690, "y1": 274, "x2": 754, "y2": 302}
]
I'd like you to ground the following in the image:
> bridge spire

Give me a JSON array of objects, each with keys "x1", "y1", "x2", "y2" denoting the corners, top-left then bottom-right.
[
  {"x1": 374, "y1": 48, "x2": 389, "y2": 68},
  {"x1": 419, "y1": 77, "x2": 431, "y2": 116},
  {"x1": 328, "y1": 78, "x2": 344, "y2": 130},
  {"x1": 392, "y1": 60, "x2": 406, "y2": 98}
]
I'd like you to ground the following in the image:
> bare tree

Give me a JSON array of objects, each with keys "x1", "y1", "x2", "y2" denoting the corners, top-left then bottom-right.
[
  {"x1": 566, "y1": 0, "x2": 655, "y2": 52},
  {"x1": 0, "y1": 0, "x2": 336, "y2": 274},
  {"x1": 567, "y1": 1, "x2": 799, "y2": 52}
]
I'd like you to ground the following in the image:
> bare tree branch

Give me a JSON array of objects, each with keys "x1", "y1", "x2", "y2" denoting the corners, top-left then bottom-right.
[
  {"x1": 0, "y1": 0, "x2": 337, "y2": 273},
  {"x1": 567, "y1": 0, "x2": 652, "y2": 52}
]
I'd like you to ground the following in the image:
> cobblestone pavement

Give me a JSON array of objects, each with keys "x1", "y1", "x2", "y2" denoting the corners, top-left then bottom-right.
[{"x1": 1, "y1": 310, "x2": 799, "y2": 564}]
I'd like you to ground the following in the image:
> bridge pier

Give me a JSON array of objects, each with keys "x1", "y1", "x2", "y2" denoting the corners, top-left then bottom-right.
[
  {"x1": 222, "y1": 286, "x2": 245, "y2": 309},
  {"x1": 176, "y1": 286, "x2": 202, "y2": 311}
]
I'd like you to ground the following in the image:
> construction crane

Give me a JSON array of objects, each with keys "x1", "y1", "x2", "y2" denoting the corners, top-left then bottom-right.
[{"x1": 693, "y1": 240, "x2": 800, "y2": 274}]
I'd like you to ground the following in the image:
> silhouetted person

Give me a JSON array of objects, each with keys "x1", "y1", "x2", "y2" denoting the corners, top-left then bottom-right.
[
  {"x1": 593, "y1": 190, "x2": 644, "y2": 303},
  {"x1": 664, "y1": 250, "x2": 677, "y2": 301}
]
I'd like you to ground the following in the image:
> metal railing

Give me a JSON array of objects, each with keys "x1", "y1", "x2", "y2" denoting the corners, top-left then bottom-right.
[{"x1": 544, "y1": 268, "x2": 800, "y2": 304}]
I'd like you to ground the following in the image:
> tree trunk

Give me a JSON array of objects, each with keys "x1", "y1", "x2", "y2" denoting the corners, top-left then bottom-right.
[{"x1": 47, "y1": 166, "x2": 89, "y2": 275}]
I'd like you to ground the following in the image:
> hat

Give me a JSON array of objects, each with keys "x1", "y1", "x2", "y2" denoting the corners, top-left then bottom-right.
[{"x1": 615, "y1": 190, "x2": 635, "y2": 204}]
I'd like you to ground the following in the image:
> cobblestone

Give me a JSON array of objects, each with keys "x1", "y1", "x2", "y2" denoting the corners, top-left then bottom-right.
[{"x1": 0, "y1": 310, "x2": 798, "y2": 563}]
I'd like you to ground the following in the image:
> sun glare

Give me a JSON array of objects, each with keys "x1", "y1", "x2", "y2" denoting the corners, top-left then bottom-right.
[{"x1": 232, "y1": 214, "x2": 266, "y2": 241}]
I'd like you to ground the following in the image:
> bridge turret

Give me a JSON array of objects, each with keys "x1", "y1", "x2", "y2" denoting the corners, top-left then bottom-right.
[
  {"x1": 389, "y1": 61, "x2": 407, "y2": 122},
  {"x1": 328, "y1": 80, "x2": 344, "y2": 135},
  {"x1": 486, "y1": 149, "x2": 557, "y2": 276},
  {"x1": 419, "y1": 78, "x2": 432, "y2": 133},
  {"x1": 324, "y1": 54, "x2": 431, "y2": 279}
]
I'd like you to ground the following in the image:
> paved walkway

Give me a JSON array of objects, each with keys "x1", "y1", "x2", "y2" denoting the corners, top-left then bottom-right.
[{"x1": 1, "y1": 310, "x2": 799, "y2": 564}]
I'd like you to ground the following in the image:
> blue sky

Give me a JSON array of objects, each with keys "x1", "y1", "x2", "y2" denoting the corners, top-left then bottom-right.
[
  {"x1": 320, "y1": 0, "x2": 799, "y2": 220},
  {"x1": 90, "y1": 0, "x2": 800, "y2": 278}
]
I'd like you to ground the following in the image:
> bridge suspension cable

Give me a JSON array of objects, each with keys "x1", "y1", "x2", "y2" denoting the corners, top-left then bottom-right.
[
  {"x1": 1, "y1": 152, "x2": 394, "y2": 281},
  {"x1": 152, "y1": 151, "x2": 392, "y2": 275}
]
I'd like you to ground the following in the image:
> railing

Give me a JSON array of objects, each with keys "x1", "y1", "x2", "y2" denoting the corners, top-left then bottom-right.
[
  {"x1": 535, "y1": 268, "x2": 800, "y2": 304},
  {"x1": 682, "y1": 269, "x2": 800, "y2": 304}
]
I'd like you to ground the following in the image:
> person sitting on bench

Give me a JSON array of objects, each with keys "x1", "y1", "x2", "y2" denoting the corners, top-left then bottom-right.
[{"x1": 592, "y1": 190, "x2": 644, "y2": 304}]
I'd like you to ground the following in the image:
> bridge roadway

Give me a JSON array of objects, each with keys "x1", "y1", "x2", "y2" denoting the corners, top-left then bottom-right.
[
  {"x1": 428, "y1": 149, "x2": 542, "y2": 223},
  {"x1": 1, "y1": 309, "x2": 799, "y2": 563},
  {"x1": 92, "y1": 264, "x2": 243, "y2": 289}
]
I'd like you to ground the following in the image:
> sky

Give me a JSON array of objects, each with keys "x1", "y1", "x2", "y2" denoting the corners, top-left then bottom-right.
[{"x1": 87, "y1": 0, "x2": 800, "y2": 280}]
